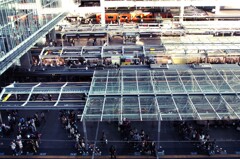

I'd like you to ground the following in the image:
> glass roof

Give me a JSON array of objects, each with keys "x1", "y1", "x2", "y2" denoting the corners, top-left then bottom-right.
[
  {"x1": 0, "y1": 82, "x2": 90, "y2": 110},
  {"x1": 162, "y1": 36, "x2": 240, "y2": 51},
  {"x1": 82, "y1": 69, "x2": 240, "y2": 121}
]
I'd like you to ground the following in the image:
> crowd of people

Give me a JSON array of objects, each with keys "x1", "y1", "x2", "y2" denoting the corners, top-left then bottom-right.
[
  {"x1": 59, "y1": 110, "x2": 101, "y2": 156},
  {"x1": 2, "y1": 109, "x2": 239, "y2": 157},
  {"x1": 174, "y1": 121, "x2": 225, "y2": 156},
  {"x1": 1, "y1": 111, "x2": 45, "y2": 156},
  {"x1": 118, "y1": 118, "x2": 156, "y2": 156}
]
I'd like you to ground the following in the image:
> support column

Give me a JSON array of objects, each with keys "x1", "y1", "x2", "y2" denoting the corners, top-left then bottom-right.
[
  {"x1": 82, "y1": 117, "x2": 88, "y2": 150},
  {"x1": 157, "y1": 119, "x2": 161, "y2": 159},
  {"x1": 100, "y1": 0, "x2": 105, "y2": 25},
  {"x1": 100, "y1": 8, "x2": 105, "y2": 25},
  {"x1": 20, "y1": 51, "x2": 32, "y2": 71},
  {"x1": 60, "y1": 33, "x2": 64, "y2": 47},
  {"x1": 179, "y1": 5, "x2": 184, "y2": 22},
  {"x1": 49, "y1": 29, "x2": 56, "y2": 42},
  {"x1": 0, "y1": 111, "x2": 2, "y2": 123},
  {"x1": 107, "y1": 33, "x2": 109, "y2": 45},
  {"x1": 157, "y1": 119, "x2": 161, "y2": 149},
  {"x1": 214, "y1": 5, "x2": 220, "y2": 21},
  {"x1": 36, "y1": 0, "x2": 43, "y2": 26},
  {"x1": 92, "y1": 121, "x2": 100, "y2": 159}
]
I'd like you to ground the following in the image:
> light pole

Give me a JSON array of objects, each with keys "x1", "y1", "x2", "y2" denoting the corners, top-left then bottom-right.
[{"x1": 61, "y1": 33, "x2": 64, "y2": 47}]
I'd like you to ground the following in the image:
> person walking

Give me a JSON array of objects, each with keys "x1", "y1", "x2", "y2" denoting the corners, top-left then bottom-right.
[
  {"x1": 16, "y1": 139, "x2": 23, "y2": 155},
  {"x1": 40, "y1": 112, "x2": 46, "y2": 123},
  {"x1": 100, "y1": 131, "x2": 107, "y2": 145},
  {"x1": 10, "y1": 140, "x2": 17, "y2": 156},
  {"x1": 109, "y1": 145, "x2": 116, "y2": 159}
]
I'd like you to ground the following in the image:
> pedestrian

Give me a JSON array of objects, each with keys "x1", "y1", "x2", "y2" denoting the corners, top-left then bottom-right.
[
  {"x1": 41, "y1": 112, "x2": 46, "y2": 123},
  {"x1": 100, "y1": 131, "x2": 107, "y2": 145},
  {"x1": 109, "y1": 145, "x2": 116, "y2": 159},
  {"x1": 93, "y1": 38, "x2": 97, "y2": 46},
  {"x1": 34, "y1": 112, "x2": 39, "y2": 121},
  {"x1": 150, "y1": 141, "x2": 156, "y2": 157},
  {"x1": 48, "y1": 94, "x2": 52, "y2": 101},
  {"x1": 16, "y1": 139, "x2": 23, "y2": 155},
  {"x1": 10, "y1": 140, "x2": 17, "y2": 156}
]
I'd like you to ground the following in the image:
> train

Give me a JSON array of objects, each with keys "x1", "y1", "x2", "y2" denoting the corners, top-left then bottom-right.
[{"x1": 95, "y1": 12, "x2": 173, "y2": 23}]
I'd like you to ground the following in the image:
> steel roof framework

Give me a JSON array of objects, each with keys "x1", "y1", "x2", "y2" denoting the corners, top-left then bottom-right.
[
  {"x1": 82, "y1": 69, "x2": 240, "y2": 121},
  {"x1": 39, "y1": 45, "x2": 165, "y2": 59},
  {"x1": 39, "y1": 44, "x2": 240, "y2": 61},
  {"x1": 58, "y1": 21, "x2": 240, "y2": 36},
  {"x1": 0, "y1": 82, "x2": 90, "y2": 110},
  {"x1": 162, "y1": 36, "x2": 240, "y2": 52}
]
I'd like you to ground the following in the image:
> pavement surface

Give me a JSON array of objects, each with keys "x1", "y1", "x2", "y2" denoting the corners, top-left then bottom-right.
[{"x1": 0, "y1": 110, "x2": 240, "y2": 157}]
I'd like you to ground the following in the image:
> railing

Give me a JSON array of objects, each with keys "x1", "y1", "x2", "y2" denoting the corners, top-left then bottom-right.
[{"x1": 0, "y1": 12, "x2": 67, "y2": 75}]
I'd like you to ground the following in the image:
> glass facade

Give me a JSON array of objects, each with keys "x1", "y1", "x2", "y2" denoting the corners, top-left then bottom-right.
[{"x1": 0, "y1": 0, "x2": 59, "y2": 57}]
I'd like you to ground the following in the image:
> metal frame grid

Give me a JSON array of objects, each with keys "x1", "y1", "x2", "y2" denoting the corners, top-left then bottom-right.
[
  {"x1": 82, "y1": 69, "x2": 240, "y2": 121},
  {"x1": 182, "y1": 21, "x2": 240, "y2": 30},
  {"x1": 57, "y1": 21, "x2": 240, "y2": 36},
  {"x1": 162, "y1": 36, "x2": 240, "y2": 52},
  {"x1": 39, "y1": 45, "x2": 165, "y2": 58},
  {"x1": 57, "y1": 23, "x2": 185, "y2": 35},
  {"x1": 162, "y1": 36, "x2": 240, "y2": 44},
  {"x1": 39, "y1": 36, "x2": 240, "y2": 59},
  {"x1": 0, "y1": 82, "x2": 90, "y2": 110}
]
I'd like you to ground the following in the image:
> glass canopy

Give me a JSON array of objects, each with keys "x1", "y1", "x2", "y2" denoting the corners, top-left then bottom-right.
[
  {"x1": 0, "y1": 82, "x2": 90, "y2": 110},
  {"x1": 82, "y1": 69, "x2": 240, "y2": 121}
]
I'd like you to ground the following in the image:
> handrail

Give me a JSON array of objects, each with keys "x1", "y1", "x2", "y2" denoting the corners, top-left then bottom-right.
[{"x1": 0, "y1": 12, "x2": 67, "y2": 76}]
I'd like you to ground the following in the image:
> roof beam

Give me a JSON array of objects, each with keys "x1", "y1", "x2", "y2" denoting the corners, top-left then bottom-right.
[
  {"x1": 171, "y1": 95, "x2": 182, "y2": 120},
  {"x1": 187, "y1": 95, "x2": 202, "y2": 120},
  {"x1": 122, "y1": 46, "x2": 125, "y2": 56},
  {"x1": 220, "y1": 95, "x2": 240, "y2": 120},
  {"x1": 60, "y1": 47, "x2": 64, "y2": 57},
  {"x1": 149, "y1": 71, "x2": 156, "y2": 95},
  {"x1": 0, "y1": 82, "x2": 14, "y2": 100},
  {"x1": 91, "y1": 24, "x2": 95, "y2": 32},
  {"x1": 142, "y1": 45, "x2": 146, "y2": 57},
  {"x1": 105, "y1": 70, "x2": 109, "y2": 95},
  {"x1": 135, "y1": 70, "x2": 139, "y2": 94},
  {"x1": 81, "y1": 97, "x2": 89, "y2": 122},
  {"x1": 216, "y1": 70, "x2": 236, "y2": 93},
  {"x1": 100, "y1": 96, "x2": 106, "y2": 121},
  {"x1": 88, "y1": 71, "x2": 96, "y2": 95},
  {"x1": 189, "y1": 70, "x2": 214, "y2": 120},
  {"x1": 0, "y1": 88, "x2": 6, "y2": 101},
  {"x1": 176, "y1": 70, "x2": 187, "y2": 93},
  {"x1": 80, "y1": 46, "x2": 85, "y2": 56},
  {"x1": 230, "y1": 70, "x2": 240, "y2": 85},
  {"x1": 204, "y1": 95, "x2": 221, "y2": 120},
  {"x1": 39, "y1": 47, "x2": 46, "y2": 66},
  {"x1": 154, "y1": 96, "x2": 162, "y2": 121},
  {"x1": 203, "y1": 70, "x2": 219, "y2": 92},
  {"x1": 120, "y1": 95, "x2": 123, "y2": 122},
  {"x1": 138, "y1": 96, "x2": 142, "y2": 121},
  {"x1": 225, "y1": 71, "x2": 240, "y2": 119},
  {"x1": 21, "y1": 83, "x2": 41, "y2": 106},
  {"x1": 162, "y1": 70, "x2": 171, "y2": 94},
  {"x1": 189, "y1": 70, "x2": 204, "y2": 93},
  {"x1": 54, "y1": 82, "x2": 68, "y2": 106}
]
